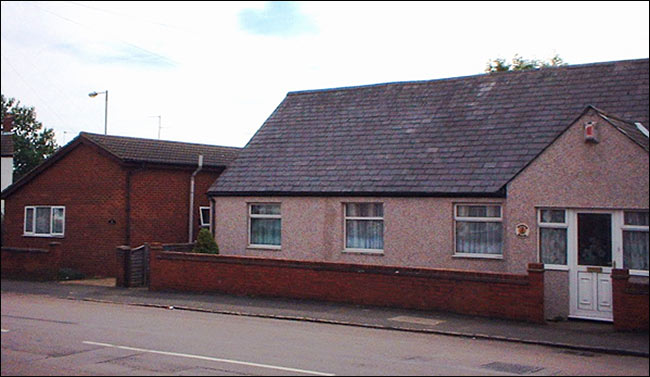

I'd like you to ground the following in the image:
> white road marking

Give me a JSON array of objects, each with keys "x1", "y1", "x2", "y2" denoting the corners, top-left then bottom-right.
[{"x1": 83, "y1": 341, "x2": 335, "y2": 376}]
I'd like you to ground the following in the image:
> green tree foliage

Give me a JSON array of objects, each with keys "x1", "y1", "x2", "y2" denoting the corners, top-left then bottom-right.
[
  {"x1": 485, "y1": 54, "x2": 566, "y2": 73},
  {"x1": 1, "y1": 94, "x2": 59, "y2": 180},
  {"x1": 193, "y1": 228, "x2": 219, "y2": 254}
]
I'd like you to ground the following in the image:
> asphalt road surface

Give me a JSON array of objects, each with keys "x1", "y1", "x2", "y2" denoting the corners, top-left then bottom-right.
[{"x1": 1, "y1": 292, "x2": 648, "y2": 376}]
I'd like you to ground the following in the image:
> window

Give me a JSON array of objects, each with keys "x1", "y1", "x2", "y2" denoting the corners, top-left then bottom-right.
[
  {"x1": 622, "y1": 211, "x2": 649, "y2": 271},
  {"x1": 454, "y1": 204, "x2": 502, "y2": 256},
  {"x1": 24, "y1": 206, "x2": 65, "y2": 237},
  {"x1": 249, "y1": 204, "x2": 281, "y2": 248},
  {"x1": 199, "y1": 206, "x2": 210, "y2": 228},
  {"x1": 538, "y1": 209, "x2": 568, "y2": 265},
  {"x1": 344, "y1": 203, "x2": 384, "y2": 252}
]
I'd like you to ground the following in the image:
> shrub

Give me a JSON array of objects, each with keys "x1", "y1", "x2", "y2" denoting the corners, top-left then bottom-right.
[{"x1": 192, "y1": 228, "x2": 219, "y2": 254}]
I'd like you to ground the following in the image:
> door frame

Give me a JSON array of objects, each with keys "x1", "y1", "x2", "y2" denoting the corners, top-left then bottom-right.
[{"x1": 567, "y1": 209, "x2": 624, "y2": 321}]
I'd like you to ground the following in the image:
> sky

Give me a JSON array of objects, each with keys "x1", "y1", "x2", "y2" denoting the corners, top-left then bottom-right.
[{"x1": 1, "y1": 1, "x2": 649, "y2": 148}]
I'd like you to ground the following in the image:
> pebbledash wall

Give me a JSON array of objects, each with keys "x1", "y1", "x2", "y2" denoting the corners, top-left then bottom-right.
[
  {"x1": 2, "y1": 143, "x2": 221, "y2": 277},
  {"x1": 506, "y1": 110, "x2": 649, "y2": 320},
  {"x1": 212, "y1": 110, "x2": 649, "y2": 321}
]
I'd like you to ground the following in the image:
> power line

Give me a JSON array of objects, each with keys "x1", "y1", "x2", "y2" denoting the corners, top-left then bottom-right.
[
  {"x1": 1, "y1": 54, "x2": 71, "y2": 130},
  {"x1": 65, "y1": 1, "x2": 189, "y2": 33},
  {"x1": 28, "y1": 2, "x2": 178, "y2": 67},
  {"x1": 0, "y1": 35, "x2": 93, "y2": 127}
]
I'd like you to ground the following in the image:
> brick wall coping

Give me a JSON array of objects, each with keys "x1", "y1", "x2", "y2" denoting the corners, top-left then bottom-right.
[
  {"x1": 155, "y1": 250, "x2": 536, "y2": 285},
  {"x1": 162, "y1": 243, "x2": 195, "y2": 252},
  {"x1": 2, "y1": 246, "x2": 50, "y2": 254}
]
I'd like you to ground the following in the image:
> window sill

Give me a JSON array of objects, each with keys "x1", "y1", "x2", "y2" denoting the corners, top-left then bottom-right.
[
  {"x1": 247, "y1": 245, "x2": 281, "y2": 251},
  {"x1": 23, "y1": 234, "x2": 64, "y2": 239},
  {"x1": 630, "y1": 270, "x2": 649, "y2": 277},
  {"x1": 342, "y1": 249, "x2": 384, "y2": 256},
  {"x1": 452, "y1": 253, "x2": 503, "y2": 260},
  {"x1": 543, "y1": 264, "x2": 569, "y2": 271}
]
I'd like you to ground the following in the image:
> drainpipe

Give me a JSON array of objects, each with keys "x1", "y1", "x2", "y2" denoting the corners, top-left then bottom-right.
[{"x1": 188, "y1": 155, "x2": 203, "y2": 243}]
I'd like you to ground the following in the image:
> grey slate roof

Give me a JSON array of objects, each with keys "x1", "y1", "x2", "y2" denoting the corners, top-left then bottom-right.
[
  {"x1": 593, "y1": 108, "x2": 649, "y2": 152},
  {"x1": 81, "y1": 132, "x2": 240, "y2": 169},
  {"x1": 209, "y1": 58, "x2": 649, "y2": 196}
]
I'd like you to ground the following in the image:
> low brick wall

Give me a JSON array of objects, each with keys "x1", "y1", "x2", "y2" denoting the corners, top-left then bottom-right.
[
  {"x1": 1, "y1": 242, "x2": 62, "y2": 281},
  {"x1": 149, "y1": 247, "x2": 545, "y2": 323},
  {"x1": 612, "y1": 269, "x2": 649, "y2": 331}
]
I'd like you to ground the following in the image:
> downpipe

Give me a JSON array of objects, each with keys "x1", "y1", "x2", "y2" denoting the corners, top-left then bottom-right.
[{"x1": 188, "y1": 155, "x2": 203, "y2": 243}]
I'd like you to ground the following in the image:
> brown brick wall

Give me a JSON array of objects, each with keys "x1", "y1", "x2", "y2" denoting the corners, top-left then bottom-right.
[
  {"x1": 129, "y1": 169, "x2": 221, "y2": 246},
  {"x1": 2, "y1": 144, "x2": 127, "y2": 277},
  {"x1": 1, "y1": 243, "x2": 62, "y2": 280},
  {"x1": 149, "y1": 248, "x2": 545, "y2": 323},
  {"x1": 2, "y1": 141, "x2": 224, "y2": 279},
  {"x1": 612, "y1": 269, "x2": 649, "y2": 331}
]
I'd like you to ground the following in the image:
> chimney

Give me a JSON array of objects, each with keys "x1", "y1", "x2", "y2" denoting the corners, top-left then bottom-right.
[{"x1": 2, "y1": 114, "x2": 14, "y2": 132}]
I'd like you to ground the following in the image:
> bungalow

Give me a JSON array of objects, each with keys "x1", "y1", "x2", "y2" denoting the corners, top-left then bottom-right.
[
  {"x1": 207, "y1": 58, "x2": 649, "y2": 322},
  {"x1": 1, "y1": 132, "x2": 240, "y2": 277}
]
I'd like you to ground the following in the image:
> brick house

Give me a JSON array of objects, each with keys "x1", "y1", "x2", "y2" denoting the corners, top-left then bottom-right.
[
  {"x1": 1, "y1": 132, "x2": 240, "y2": 277},
  {"x1": 208, "y1": 58, "x2": 648, "y2": 322}
]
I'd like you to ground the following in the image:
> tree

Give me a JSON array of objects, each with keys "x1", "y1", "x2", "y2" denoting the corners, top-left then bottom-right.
[
  {"x1": 485, "y1": 54, "x2": 566, "y2": 73},
  {"x1": 1, "y1": 94, "x2": 59, "y2": 180}
]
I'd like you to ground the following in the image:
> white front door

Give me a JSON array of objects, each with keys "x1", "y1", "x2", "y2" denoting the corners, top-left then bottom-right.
[{"x1": 568, "y1": 211, "x2": 621, "y2": 321}]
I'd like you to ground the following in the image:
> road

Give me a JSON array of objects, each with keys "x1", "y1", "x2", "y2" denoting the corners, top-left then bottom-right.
[{"x1": 1, "y1": 292, "x2": 648, "y2": 376}]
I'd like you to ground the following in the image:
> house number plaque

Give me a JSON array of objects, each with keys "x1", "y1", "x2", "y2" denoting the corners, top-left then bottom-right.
[{"x1": 515, "y1": 223, "x2": 530, "y2": 238}]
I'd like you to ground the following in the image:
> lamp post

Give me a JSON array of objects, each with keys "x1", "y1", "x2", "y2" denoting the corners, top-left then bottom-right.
[{"x1": 88, "y1": 90, "x2": 108, "y2": 135}]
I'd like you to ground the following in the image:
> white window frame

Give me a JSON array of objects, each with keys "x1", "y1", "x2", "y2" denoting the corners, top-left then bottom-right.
[
  {"x1": 453, "y1": 203, "x2": 503, "y2": 259},
  {"x1": 537, "y1": 208, "x2": 569, "y2": 271},
  {"x1": 199, "y1": 206, "x2": 211, "y2": 228},
  {"x1": 23, "y1": 205, "x2": 65, "y2": 237},
  {"x1": 621, "y1": 210, "x2": 649, "y2": 276},
  {"x1": 248, "y1": 203, "x2": 281, "y2": 250},
  {"x1": 343, "y1": 202, "x2": 385, "y2": 255}
]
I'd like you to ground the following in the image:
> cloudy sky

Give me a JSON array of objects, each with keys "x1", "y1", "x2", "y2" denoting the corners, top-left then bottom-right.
[{"x1": 1, "y1": 1, "x2": 648, "y2": 147}]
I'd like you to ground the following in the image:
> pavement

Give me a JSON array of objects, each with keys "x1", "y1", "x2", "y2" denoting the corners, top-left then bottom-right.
[{"x1": 2, "y1": 278, "x2": 648, "y2": 358}]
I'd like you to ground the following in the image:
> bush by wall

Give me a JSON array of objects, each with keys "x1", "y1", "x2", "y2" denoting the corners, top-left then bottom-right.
[{"x1": 192, "y1": 228, "x2": 219, "y2": 254}]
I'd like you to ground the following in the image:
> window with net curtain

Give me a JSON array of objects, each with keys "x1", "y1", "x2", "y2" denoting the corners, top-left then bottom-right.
[
  {"x1": 249, "y1": 204, "x2": 281, "y2": 247},
  {"x1": 623, "y1": 211, "x2": 649, "y2": 271},
  {"x1": 538, "y1": 209, "x2": 568, "y2": 265},
  {"x1": 24, "y1": 206, "x2": 65, "y2": 236},
  {"x1": 455, "y1": 204, "x2": 502, "y2": 255},
  {"x1": 345, "y1": 203, "x2": 384, "y2": 250}
]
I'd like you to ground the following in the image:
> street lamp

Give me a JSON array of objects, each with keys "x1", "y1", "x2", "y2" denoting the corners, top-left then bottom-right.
[{"x1": 88, "y1": 90, "x2": 108, "y2": 135}]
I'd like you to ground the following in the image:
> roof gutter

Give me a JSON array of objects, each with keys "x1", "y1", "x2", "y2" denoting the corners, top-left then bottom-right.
[
  {"x1": 206, "y1": 189, "x2": 507, "y2": 198},
  {"x1": 188, "y1": 155, "x2": 203, "y2": 243}
]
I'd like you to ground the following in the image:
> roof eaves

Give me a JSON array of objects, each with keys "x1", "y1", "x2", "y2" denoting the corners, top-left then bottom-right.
[
  {"x1": 207, "y1": 189, "x2": 507, "y2": 198},
  {"x1": 593, "y1": 110, "x2": 650, "y2": 152}
]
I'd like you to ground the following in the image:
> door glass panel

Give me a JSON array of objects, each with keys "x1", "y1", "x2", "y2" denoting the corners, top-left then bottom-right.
[{"x1": 578, "y1": 213, "x2": 612, "y2": 267}]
